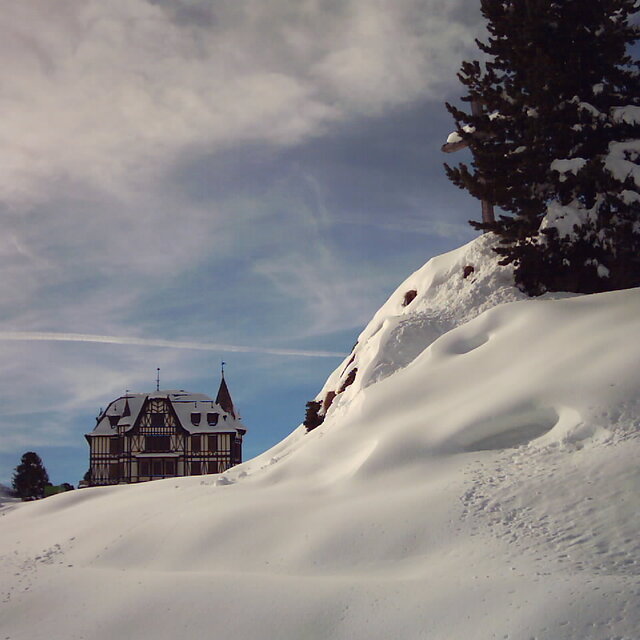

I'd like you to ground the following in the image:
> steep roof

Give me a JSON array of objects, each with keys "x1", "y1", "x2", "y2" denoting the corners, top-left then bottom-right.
[
  {"x1": 215, "y1": 376, "x2": 236, "y2": 418},
  {"x1": 87, "y1": 389, "x2": 247, "y2": 437}
]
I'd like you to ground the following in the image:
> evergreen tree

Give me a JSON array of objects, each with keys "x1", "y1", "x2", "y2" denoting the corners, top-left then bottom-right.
[
  {"x1": 12, "y1": 451, "x2": 50, "y2": 500},
  {"x1": 445, "y1": 0, "x2": 640, "y2": 295}
]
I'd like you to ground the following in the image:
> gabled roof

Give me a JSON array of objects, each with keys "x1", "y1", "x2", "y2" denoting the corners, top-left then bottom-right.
[{"x1": 87, "y1": 389, "x2": 247, "y2": 437}]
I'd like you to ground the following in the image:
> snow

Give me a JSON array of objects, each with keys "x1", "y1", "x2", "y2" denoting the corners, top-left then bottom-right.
[
  {"x1": 605, "y1": 138, "x2": 640, "y2": 188},
  {"x1": 621, "y1": 188, "x2": 640, "y2": 204},
  {"x1": 551, "y1": 157, "x2": 587, "y2": 176},
  {"x1": 446, "y1": 125, "x2": 474, "y2": 144},
  {"x1": 446, "y1": 131, "x2": 462, "y2": 144},
  {"x1": 572, "y1": 98, "x2": 604, "y2": 120},
  {"x1": 540, "y1": 198, "x2": 598, "y2": 240},
  {"x1": 611, "y1": 105, "x2": 640, "y2": 125},
  {"x1": 0, "y1": 484, "x2": 19, "y2": 511},
  {"x1": 599, "y1": 106, "x2": 640, "y2": 188},
  {"x1": 318, "y1": 234, "x2": 530, "y2": 398},
  {"x1": 1, "y1": 235, "x2": 640, "y2": 639},
  {"x1": 543, "y1": 105, "x2": 640, "y2": 241}
]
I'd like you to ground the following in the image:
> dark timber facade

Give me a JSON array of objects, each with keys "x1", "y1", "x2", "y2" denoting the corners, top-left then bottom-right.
[{"x1": 85, "y1": 377, "x2": 247, "y2": 486}]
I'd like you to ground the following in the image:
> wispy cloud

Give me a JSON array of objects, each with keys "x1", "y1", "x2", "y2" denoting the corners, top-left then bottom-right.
[
  {"x1": 0, "y1": 331, "x2": 347, "y2": 358},
  {"x1": 0, "y1": 0, "x2": 481, "y2": 207}
]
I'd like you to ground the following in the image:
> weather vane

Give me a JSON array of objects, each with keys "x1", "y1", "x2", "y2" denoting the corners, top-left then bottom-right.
[
  {"x1": 221, "y1": 360, "x2": 226, "y2": 378},
  {"x1": 156, "y1": 367, "x2": 160, "y2": 392}
]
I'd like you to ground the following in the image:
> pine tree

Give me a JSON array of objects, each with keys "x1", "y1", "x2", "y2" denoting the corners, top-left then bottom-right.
[
  {"x1": 12, "y1": 451, "x2": 50, "y2": 500},
  {"x1": 445, "y1": 0, "x2": 640, "y2": 295}
]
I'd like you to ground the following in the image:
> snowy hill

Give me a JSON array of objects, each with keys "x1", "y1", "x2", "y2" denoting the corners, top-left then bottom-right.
[
  {"x1": 0, "y1": 484, "x2": 19, "y2": 510},
  {"x1": 1, "y1": 236, "x2": 640, "y2": 640}
]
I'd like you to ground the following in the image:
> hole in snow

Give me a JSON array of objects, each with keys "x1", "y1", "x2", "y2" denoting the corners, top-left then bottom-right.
[
  {"x1": 442, "y1": 332, "x2": 490, "y2": 355},
  {"x1": 458, "y1": 407, "x2": 559, "y2": 452}
]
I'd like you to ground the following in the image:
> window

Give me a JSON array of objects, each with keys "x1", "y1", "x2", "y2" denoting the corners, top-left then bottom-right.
[
  {"x1": 139, "y1": 457, "x2": 175, "y2": 478},
  {"x1": 109, "y1": 463, "x2": 121, "y2": 480},
  {"x1": 191, "y1": 412, "x2": 201, "y2": 426},
  {"x1": 192, "y1": 435, "x2": 201, "y2": 453},
  {"x1": 109, "y1": 438, "x2": 121, "y2": 455},
  {"x1": 208, "y1": 435, "x2": 218, "y2": 453},
  {"x1": 191, "y1": 461, "x2": 201, "y2": 475},
  {"x1": 146, "y1": 435, "x2": 170, "y2": 452},
  {"x1": 207, "y1": 412, "x2": 218, "y2": 426},
  {"x1": 150, "y1": 413, "x2": 165, "y2": 427}
]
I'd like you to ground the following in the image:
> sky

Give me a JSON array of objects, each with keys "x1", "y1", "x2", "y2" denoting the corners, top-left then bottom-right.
[{"x1": 0, "y1": 0, "x2": 486, "y2": 485}]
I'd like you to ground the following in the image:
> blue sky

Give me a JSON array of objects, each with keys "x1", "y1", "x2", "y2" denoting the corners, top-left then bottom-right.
[{"x1": 0, "y1": 0, "x2": 485, "y2": 485}]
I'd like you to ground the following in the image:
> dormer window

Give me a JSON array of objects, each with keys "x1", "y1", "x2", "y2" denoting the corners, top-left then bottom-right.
[
  {"x1": 207, "y1": 412, "x2": 219, "y2": 426},
  {"x1": 191, "y1": 412, "x2": 201, "y2": 426}
]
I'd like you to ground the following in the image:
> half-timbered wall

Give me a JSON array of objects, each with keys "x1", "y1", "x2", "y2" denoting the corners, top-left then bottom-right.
[
  {"x1": 89, "y1": 436, "x2": 122, "y2": 485},
  {"x1": 88, "y1": 395, "x2": 244, "y2": 486},
  {"x1": 130, "y1": 398, "x2": 184, "y2": 483}
]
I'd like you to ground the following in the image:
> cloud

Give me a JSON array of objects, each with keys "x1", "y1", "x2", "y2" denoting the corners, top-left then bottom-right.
[
  {"x1": 0, "y1": 331, "x2": 347, "y2": 358},
  {"x1": 253, "y1": 245, "x2": 385, "y2": 337},
  {"x1": 0, "y1": 0, "x2": 484, "y2": 347},
  {"x1": 0, "y1": 0, "x2": 481, "y2": 207}
]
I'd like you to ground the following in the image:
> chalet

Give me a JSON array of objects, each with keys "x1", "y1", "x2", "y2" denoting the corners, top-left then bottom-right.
[{"x1": 85, "y1": 375, "x2": 247, "y2": 485}]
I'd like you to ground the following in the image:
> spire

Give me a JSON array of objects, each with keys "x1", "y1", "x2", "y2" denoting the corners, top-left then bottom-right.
[
  {"x1": 215, "y1": 367, "x2": 236, "y2": 418},
  {"x1": 123, "y1": 390, "x2": 131, "y2": 417},
  {"x1": 156, "y1": 368, "x2": 160, "y2": 392}
]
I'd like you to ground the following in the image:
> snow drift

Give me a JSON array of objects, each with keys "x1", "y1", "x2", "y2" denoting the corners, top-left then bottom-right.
[{"x1": 1, "y1": 235, "x2": 640, "y2": 640}]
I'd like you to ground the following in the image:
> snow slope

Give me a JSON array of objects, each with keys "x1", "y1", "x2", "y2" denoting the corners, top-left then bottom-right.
[
  {"x1": 2, "y1": 236, "x2": 640, "y2": 640},
  {"x1": 0, "y1": 484, "x2": 19, "y2": 510}
]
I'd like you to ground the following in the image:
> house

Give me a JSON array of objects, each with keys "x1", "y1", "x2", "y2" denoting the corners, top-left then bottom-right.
[{"x1": 85, "y1": 375, "x2": 247, "y2": 485}]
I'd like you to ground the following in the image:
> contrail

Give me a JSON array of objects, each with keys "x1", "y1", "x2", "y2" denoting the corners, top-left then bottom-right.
[{"x1": 0, "y1": 331, "x2": 347, "y2": 359}]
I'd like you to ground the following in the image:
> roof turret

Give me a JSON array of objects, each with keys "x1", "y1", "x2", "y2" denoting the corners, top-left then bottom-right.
[{"x1": 215, "y1": 375, "x2": 236, "y2": 419}]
